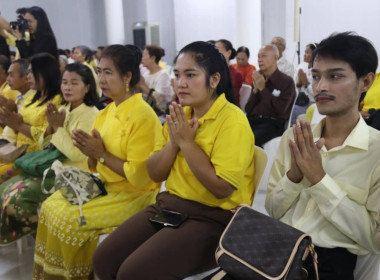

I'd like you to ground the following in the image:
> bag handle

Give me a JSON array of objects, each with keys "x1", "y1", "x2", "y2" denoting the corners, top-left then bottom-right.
[
  {"x1": 309, "y1": 244, "x2": 319, "y2": 280},
  {"x1": 211, "y1": 270, "x2": 227, "y2": 280},
  {"x1": 41, "y1": 166, "x2": 56, "y2": 194}
]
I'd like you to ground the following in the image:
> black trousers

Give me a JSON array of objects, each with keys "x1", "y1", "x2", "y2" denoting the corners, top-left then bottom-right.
[
  {"x1": 304, "y1": 246, "x2": 357, "y2": 280},
  {"x1": 247, "y1": 116, "x2": 285, "y2": 147}
]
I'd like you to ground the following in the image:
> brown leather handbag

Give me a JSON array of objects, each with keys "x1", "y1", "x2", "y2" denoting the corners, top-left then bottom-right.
[{"x1": 212, "y1": 206, "x2": 319, "y2": 280}]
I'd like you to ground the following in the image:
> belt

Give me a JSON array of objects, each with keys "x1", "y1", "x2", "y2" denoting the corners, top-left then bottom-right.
[{"x1": 249, "y1": 115, "x2": 283, "y2": 122}]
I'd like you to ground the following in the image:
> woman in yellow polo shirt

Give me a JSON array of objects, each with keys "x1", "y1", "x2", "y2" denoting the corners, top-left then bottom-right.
[
  {"x1": 93, "y1": 41, "x2": 256, "y2": 279},
  {"x1": 32, "y1": 45, "x2": 162, "y2": 280}
]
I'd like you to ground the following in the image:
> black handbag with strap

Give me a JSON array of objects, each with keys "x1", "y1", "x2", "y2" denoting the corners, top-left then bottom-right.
[{"x1": 212, "y1": 206, "x2": 319, "y2": 280}]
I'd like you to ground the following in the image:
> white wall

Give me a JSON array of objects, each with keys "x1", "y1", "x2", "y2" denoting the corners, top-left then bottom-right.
[
  {"x1": 287, "y1": 0, "x2": 380, "y2": 69},
  {"x1": 236, "y1": 0, "x2": 261, "y2": 67},
  {"x1": 173, "y1": 0, "x2": 262, "y2": 66}
]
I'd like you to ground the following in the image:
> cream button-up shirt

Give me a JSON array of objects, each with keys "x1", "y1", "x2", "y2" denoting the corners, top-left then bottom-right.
[{"x1": 266, "y1": 116, "x2": 380, "y2": 255}]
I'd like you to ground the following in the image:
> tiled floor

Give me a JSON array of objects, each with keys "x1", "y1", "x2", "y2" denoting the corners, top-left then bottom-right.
[
  {"x1": 0, "y1": 236, "x2": 35, "y2": 280},
  {"x1": 0, "y1": 190, "x2": 269, "y2": 280}
]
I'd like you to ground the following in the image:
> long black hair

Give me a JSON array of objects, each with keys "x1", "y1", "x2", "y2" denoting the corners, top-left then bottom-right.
[
  {"x1": 62, "y1": 63, "x2": 99, "y2": 107},
  {"x1": 26, "y1": 6, "x2": 55, "y2": 38},
  {"x1": 174, "y1": 41, "x2": 236, "y2": 104},
  {"x1": 216, "y1": 39, "x2": 237, "y2": 60},
  {"x1": 27, "y1": 52, "x2": 61, "y2": 106}
]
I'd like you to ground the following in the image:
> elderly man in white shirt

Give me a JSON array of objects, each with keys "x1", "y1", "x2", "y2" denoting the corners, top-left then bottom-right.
[
  {"x1": 271, "y1": 36, "x2": 295, "y2": 78},
  {"x1": 266, "y1": 32, "x2": 380, "y2": 280}
]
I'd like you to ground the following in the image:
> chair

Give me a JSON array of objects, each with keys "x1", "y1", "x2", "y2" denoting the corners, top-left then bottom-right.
[
  {"x1": 239, "y1": 84, "x2": 252, "y2": 113},
  {"x1": 354, "y1": 253, "x2": 380, "y2": 280},
  {"x1": 251, "y1": 146, "x2": 268, "y2": 203}
]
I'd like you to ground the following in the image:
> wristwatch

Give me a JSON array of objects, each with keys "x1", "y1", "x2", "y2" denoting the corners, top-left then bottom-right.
[{"x1": 99, "y1": 152, "x2": 106, "y2": 164}]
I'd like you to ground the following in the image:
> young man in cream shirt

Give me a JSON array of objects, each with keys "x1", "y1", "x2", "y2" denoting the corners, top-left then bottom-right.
[{"x1": 266, "y1": 32, "x2": 380, "y2": 280}]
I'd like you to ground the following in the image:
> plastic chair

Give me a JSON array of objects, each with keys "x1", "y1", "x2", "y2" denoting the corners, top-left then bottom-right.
[
  {"x1": 251, "y1": 146, "x2": 268, "y2": 206},
  {"x1": 354, "y1": 253, "x2": 380, "y2": 280},
  {"x1": 239, "y1": 84, "x2": 252, "y2": 113}
]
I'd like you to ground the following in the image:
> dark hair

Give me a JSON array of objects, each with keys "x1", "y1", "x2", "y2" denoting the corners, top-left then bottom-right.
[
  {"x1": 206, "y1": 40, "x2": 216, "y2": 45},
  {"x1": 76, "y1": 45, "x2": 93, "y2": 63},
  {"x1": 0, "y1": 55, "x2": 10, "y2": 73},
  {"x1": 313, "y1": 32, "x2": 378, "y2": 79},
  {"x1": 236, "y1": 46, "x2": 250, "y2": 58},
  {"x1": 12, "y1": 58, "x2": 29, "y2": 77},
  {"x1": 144, "y1": 45, "x2": 165, "y2": 64},
  {"x1": 313, "y1": 32, "x2": 378, "y2": 103},
  {"x1": 174, "y1": 41, "x2": 236, "y2": 104},
  {"x1": 101, "y1": 44, "x2": 142, "y2": 88},
  {"x1": 62, "y1": 63, "x2": 99, "y2": 107},
  {"x1": 58, "y1": 49, "x2": 66, "y2": 56},
  {"x1": 27, "y1": 53, "x2": 61, "y2": 107},
  {"x1": 306, "y1": 43, "x2": 318, "y2": 52},
  {"x1": 216, "y1": 39, "x2": 237, "y2": 60},
  {"x1": 26, "y1": 6, "x2": 55, "y2": 38},
  {"x1": 16, "y1": 7, "x2": 27, "y2": 15},
  {"x1": 98, "y1": 46, "x2": 104, "y2": 51}
]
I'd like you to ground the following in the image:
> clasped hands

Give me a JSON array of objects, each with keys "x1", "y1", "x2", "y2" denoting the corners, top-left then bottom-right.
[
  {"x1": 46, "y1": 102, "x2": 66, "y2": 132},
  {"x1": 252, "y1": 71, "x2": 266, "y2": 94},
  {"x1": 72, "y1": 128, "x2": 105, "y2": 161},
  {"x1": 287, "y1": 119, "x2": 326, "y2": 185},
  {"x1": 0, "y1": 97, "x2": 23, "y2": 129},
  {"x1": 166, "y1": 102, "x2": 198, "y2": 150}
]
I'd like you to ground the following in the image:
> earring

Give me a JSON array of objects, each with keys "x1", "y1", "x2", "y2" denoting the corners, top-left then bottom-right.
[{"x1": 125, "y1": 82, "x2": 130, "y2": 93}]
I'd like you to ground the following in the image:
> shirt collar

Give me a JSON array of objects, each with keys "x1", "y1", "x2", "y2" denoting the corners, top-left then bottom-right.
[
  {"x1": 312, "y1": 113, "x2": 369, "y2": 151},
  {"x1": 114, "y1": 93, "x2": 142, "y2": 113},
  {"x1": 184, "y1": 94, "x2": 228, "y2": 125}
]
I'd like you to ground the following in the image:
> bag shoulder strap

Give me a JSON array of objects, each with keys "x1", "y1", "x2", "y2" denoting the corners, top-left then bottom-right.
[{"x1": 211, "y1": 269, "x2": 227, "y2": 280}]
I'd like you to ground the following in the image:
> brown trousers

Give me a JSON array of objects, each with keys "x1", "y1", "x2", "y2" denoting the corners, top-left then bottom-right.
[{"x1": 93, "y1": 192, "x2": 233, "y2": 280}]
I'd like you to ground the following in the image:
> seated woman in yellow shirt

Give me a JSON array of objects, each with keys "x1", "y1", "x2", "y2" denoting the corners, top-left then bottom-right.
[
  {"x1": 33, "y1": 45, "x2": 162, "y2": 280},
  {"x1": 0, "y1": 53, "x2": 62, "y2": 181},
  {"x1": 93, "y1": 41, "x2": 256, "y2": 279},
  {"x1": 0, "y1": 63, "x2": 99, "y2": 245}
]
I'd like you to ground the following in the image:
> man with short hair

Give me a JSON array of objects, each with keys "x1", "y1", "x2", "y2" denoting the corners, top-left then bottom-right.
[
  {"x1": 245, "y1": 44, "x2": 296, "y2": 147},
  {"x1": 271, "y1": 36, "x2": 295, "y2": 77},
  {"x1": 0, "y1": 58, "x2": 33, "y2": 144},
  {"x1": 266, "y1": 32, "x2": 380, "y2": 279}
]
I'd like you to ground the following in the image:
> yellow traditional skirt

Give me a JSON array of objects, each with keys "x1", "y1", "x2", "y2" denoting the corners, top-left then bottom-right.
[{"x1": 33, "y1": 189, "x2": 159, "y2": 280}]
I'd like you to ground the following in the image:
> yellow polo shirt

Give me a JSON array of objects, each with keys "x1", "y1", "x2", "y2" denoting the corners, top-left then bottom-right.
[
  {"x1": 362, "y1": 73, "x2": 380, "y2": 111},
  {"x1": 93, "y1": 93, "x2": 162, "y2": 192},
  {"x1": 154, "y1": 94, "x2": 255, "y2": 210}
]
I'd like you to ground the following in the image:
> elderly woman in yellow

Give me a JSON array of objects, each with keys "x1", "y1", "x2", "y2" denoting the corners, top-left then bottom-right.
[
  {"x1": 0, "y1": 53, "x2": 62, "y2": 182},
  {"x1": 0, "y1": 63, "x2": 99, "y2": 245},
  {"x1": 93, "y1": 41, "x2": 255, "y2": 279},
  {"x1": 33, "y1": 45, "x2": 162, "y2": 280}
]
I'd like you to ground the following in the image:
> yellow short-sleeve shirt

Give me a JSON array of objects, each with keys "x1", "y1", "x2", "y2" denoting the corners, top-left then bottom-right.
[
  {"x1": 93, "y1": 93, "x2": 162, "y2": 193},
  {"x1": 154, "y1": 94, "x2": 256, "y2": 210},
  {"x1": 362, "y1": 73, "x2": 380, "y2": 111}
]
